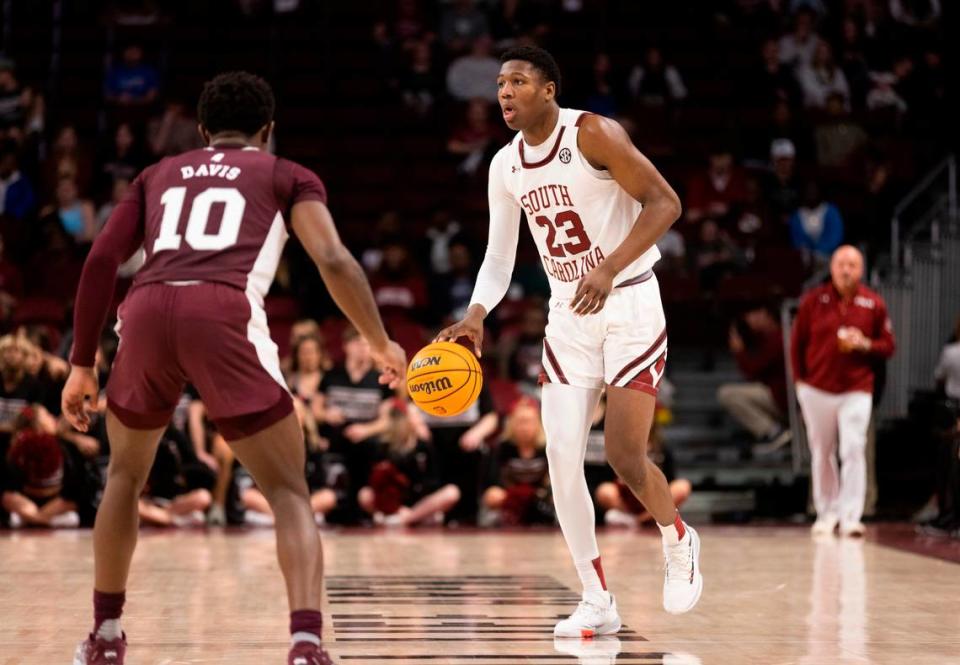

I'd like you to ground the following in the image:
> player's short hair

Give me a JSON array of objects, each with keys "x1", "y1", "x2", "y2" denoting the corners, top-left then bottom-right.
[
  {"x1": 197, "y1": 71, "x2": 275, "y2": 137},
  {"x1": 500, "y1": 46, "x2": 562, "y2": 97}
]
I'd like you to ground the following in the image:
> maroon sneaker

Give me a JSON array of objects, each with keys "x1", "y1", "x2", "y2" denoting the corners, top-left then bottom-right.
[
  {"x1": 288, "y1": 641, "x2": 333, "y2": 665},
  {"x1": 73, "y1": 633, "x2": 126, "y2": 664}
]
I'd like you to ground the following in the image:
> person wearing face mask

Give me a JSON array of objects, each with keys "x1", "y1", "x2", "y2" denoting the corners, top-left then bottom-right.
[{"x1": 791, "y1": 246, "x2": 895, "y2": 537}]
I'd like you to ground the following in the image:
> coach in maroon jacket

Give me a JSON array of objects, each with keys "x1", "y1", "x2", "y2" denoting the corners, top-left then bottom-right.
[{"x1": 791, "y1": 245, "x2": 895, "y2": 537}]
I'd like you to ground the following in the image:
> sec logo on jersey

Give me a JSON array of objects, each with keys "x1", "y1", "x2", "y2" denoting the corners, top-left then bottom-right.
[{"x1": 559, "y1": 148, "x2": 572, "y2": 163}]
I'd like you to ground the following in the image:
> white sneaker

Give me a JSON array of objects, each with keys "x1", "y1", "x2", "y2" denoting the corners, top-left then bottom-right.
[
  {"x1": 603, "y1": 509, "x2": 637, "y2": 528},
  {"x1": 554, "y1": 595, "x2": 621, "y2": 638},
  {"x1": 839, "y1": 521, "x2": 866, "y2": 537},
  {"x1": 662, "y1": 524, "x2": 703, "y2": 615},
  {"x1": 553, "y1": 636, "x2": 621, "y2": 664},
  {"x1": 207, "y1": 504, "x2": 226, "y2": 527},
  {"x1": 811, "y1": 515, "x2": 839, "y2": 536}
]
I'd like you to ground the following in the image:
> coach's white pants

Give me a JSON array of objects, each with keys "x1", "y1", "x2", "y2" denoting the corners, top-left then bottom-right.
[{"x1": 796, "y1": 383, "x2": 872, "y2": 526}]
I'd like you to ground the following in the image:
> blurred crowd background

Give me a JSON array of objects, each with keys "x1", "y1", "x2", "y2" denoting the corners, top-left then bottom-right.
[{"x1": 0, "y1": 0, "x2": 956, "y2": 533}]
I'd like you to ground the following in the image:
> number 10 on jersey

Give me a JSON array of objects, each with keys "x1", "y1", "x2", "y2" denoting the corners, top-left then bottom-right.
[{"x1": 153, "y1": 186, "x2": 246, "y2": 253}]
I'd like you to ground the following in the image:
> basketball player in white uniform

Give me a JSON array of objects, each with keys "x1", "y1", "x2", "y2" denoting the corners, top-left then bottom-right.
[{"x1": 438, "y1": 46, "x2": 703, "y2": 637}]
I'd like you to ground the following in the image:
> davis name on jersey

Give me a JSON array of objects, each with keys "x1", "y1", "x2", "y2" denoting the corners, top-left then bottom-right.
[{"x1": 495, "y1": 108, "x2": 660, "y2": 297}]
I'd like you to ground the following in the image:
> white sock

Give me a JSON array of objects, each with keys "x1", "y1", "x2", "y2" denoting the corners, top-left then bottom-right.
[
  {"x1": 96, "y1": 619, "x2": 121, "y2": 641},
  {"x1": 575, "y1": 557, "x2": 610, "y2": 606},
  {"x1": 291, "y1": 631, "x2": 321, "y2": 646},
  {"x1": 658, "y1": 513, "x2": 685, "y2": 546}
]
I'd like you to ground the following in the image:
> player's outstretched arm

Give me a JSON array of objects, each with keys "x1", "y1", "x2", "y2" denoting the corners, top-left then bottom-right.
[
  {"x1": 569, "y1": 115, "x2": 682, "y2": 316},
  {"x1": 290, "y1": 200, "x2": 406, "y2": 388}
]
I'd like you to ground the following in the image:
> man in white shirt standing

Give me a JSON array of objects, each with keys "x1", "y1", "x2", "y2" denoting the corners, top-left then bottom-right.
[{"x1": 438, "y1": 46, "x2": 702, "y2": 638}]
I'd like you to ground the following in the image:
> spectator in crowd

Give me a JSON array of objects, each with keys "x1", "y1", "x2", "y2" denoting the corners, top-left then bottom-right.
[
  {"x1": 104, "y1": 44, "x2": 160, "y2": 107},
  {"x1": 42, "y1": 124, "x2": 93, "y2": 195},
  {"x1": 778, "y1": 8, "x2": 820, "y2": 68},
  {"x1": 763, "y1": 138, "x2": 801, "y2": 221},
  {"x1": 717, "y1": 305, "x2": 791, "y2": 453},
  {"x1": 628, "y1": 46, "x2": 687, "y2": 108},
  {"x1": 302, "y1": 405, "x2": 339, "y2": 527},
  {"x1": 316, "y1": 327, "x2": 395, "y2": 521},
  {"x1": 96, "y1": 177, "x2": 131, "y2": 230},
  {"x1": 2, "y1": 407, "x2": 85, "y2": 528},
  {"x1": 596, "y1": 421, "x2": 691, "y2": 528},
  {"x1": 482, "y1": 398, "x2": 553, "y2": 526},
  {"x1": 40, "y1": 178, "x2": 96, "y2": 245},
  {"x1": 745, "y1": 38, "x2": 798, "y2": 107},
  {"x1": 138, "y1": 426, "x2": 213, "y2": 527},
  {"x1": 369, "y1": 241, "x2": 428, "y2": 322},
  {"x1": 440, "y1": 0, "x2": 490, "y2": 54},
  {"x1": 866, "y1": 71, "x2": 907, "y2": 113},
  {"x1": 0, "y1": 335, "x2": 54, "y2": 437},
  {"x1": 0, "y1": 58, "x2": 44, "y2": 144},
  {"x1": 813, "y1": 92, "x2": 867, "y2": 168},
  {"x1": 655, "y1": 228, "x2": 687, "y2": 276},
  {"x1": 690, "y1": 219, "x2": 744, "y2": 291},
  {"x1": 837, "y1": 17, "x2": 871, "y2": 109},
  {"x1": 797, "y1": 40, "x2": 851, "y2": 110},
  {"x1": 935, "y1": 315, "x2": 960, "y2": 401},
  {"x1": 147, "y1": 99, "x2": 204, "y2": 157},
  {"x1": 0, "y1": 235, "x2": 23, "y2": 302},
  {"x1": 359, "y1": 401, "x2": 460, "y2": 526},
  {"x1": 498, "y1": 306, "x2": 547, "y2": 397},
  {"x1": 789, "y1": 181, "x2": 844, "y2": 263},
  {"x1": 791, "y1": 245, "x2": 895, "y2": 537},
  {"x1": 96, "y1": 123, "x2": 145, "y2": 197},
  {"x1": 286, "y1": 332, "x2": 329, "y2": 413},
  {"x1": 233, "y1": 461, "x2": 275, "y2": 526},
  {"x1": 420, "y1": 382, "x2": 498, "y2": 524},
  {"x1": 437, "y1": 237, "x2": 476, "y2": 321},
  {"x1": 399, "y1": 39, "x2": 442, "y2": 117},
  {"x1": 685, "y1": 148, "x2": 748, "y2": 224},
  {"x1": 889, "y1": 0, "x2": 940, "y2": 31},
  {"x1": 446, "y1": 99, "x2": 503, "y2": 175},
  {"x1": 582, "y1": 52, "x2": 620, "y2": 117},
  {"x1": 0, "y1": 144, "x2": 36, "y2": 221},
  {"x1": 446, "y1": 34, "x2": 500, "y2": 103}
]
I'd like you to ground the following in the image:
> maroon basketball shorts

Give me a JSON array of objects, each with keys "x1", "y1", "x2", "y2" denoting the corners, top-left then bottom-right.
[{"x1": 106, "y1": 282, "x2": 292, "y2": 439}]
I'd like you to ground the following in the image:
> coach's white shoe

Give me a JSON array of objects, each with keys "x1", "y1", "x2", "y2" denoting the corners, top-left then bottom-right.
[
  {"x1": 554, "y1": 595, "x2": 621, "y2": 638},
  {"x1": 553, "y1": 636, "x2": 621, "y2": 664},
  {"x1": 811, "y1": 514, "x2": 839, "y2": 536},
  {"x1": 839, "y1": 521, "x2": 866, "y2": 538},
  {"x1": 662, "y1": 524, "x2": 703, "y2": 615}
]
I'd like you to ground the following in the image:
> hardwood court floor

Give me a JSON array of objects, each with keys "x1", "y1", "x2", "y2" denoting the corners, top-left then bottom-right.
[{"x1": 1, "y1": 526, "x2": 958, "y2": 665}]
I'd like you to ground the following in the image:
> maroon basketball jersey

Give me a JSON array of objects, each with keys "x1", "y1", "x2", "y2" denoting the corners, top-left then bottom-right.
[{"x1": 130, "y1": 144, "x2": 327, "y2": 304}]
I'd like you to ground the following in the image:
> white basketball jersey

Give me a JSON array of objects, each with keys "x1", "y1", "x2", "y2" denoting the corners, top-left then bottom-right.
[{"x1": 496, "y1": 108, "x2": 660, "y2": 299}]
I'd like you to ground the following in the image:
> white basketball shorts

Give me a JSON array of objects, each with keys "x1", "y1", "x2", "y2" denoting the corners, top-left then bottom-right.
[{"x1": 539, "y1": 271, "x2": 668, "y2": 395}]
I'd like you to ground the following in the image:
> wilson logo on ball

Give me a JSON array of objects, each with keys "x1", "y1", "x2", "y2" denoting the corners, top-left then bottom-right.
[{"x1": 409, "y1": 376, "x2": 454, "y2": 395}]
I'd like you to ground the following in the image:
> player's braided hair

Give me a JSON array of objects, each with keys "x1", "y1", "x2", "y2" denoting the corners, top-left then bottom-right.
[
  {"x1": 500, "y1": 46, "x2": 562, "y2": 97},
  {"x1": 197, "y1": 71, "x2": 275, "y2": 136}
]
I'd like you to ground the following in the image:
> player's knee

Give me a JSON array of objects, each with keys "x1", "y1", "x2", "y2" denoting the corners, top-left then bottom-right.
[
  {"x1": 106, "y1": 463, "x2": 151, "y2": 494},
  {"x1": 483, "y1": 486, "x2": 506, "y2": 509},
  {"x1": 358, "y1": 487, "x2": 375, "y2": 514},
  {"x1": 442, "y1": 484, "x2": 461, "y2": 506},
  {"x1": 193, "y1": 489, "x2": 213, "y2": 510},
  {"x1": 607, "y1": 447, "x2": 647, "y2": 490}
]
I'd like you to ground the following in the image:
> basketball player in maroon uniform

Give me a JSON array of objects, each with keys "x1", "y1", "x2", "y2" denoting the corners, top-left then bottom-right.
[{"x1": 61, "y1": 72, "x2": 406, "y2": 665}]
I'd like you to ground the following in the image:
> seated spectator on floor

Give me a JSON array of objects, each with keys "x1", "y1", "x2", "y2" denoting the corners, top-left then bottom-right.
[
  {"x1": 0, "y1": 335, "x2": 54, "y2": 439},
  {"x1": 2, "y1": 407, "x2": 87, "y2": 528},
  {"x1": 627, "y1": 45, "x2": 687, "y2": 108},
  {"x1": 789, "y1": 181, "x2": 844, "y2": 264},
  {"x1": 446, "y1": 34, "x2": 500, "y2": 103},
  {"x1": 813, "y1": 92, "x2": 867, "y2": 168},
  {"x1": 482, "y1": 399, "x2": 553, "y2": 526},
  {"x1": 40, "y1": 177, "x2": 96, "y2": 245},
  {"x1": 147, "y1": 99, "x2": 204, "y2": 157},
  {"x1": 359, "y1": 400, "x2": 460, "y2": 527},
  {"x1": 399, "y1": 39, "x2": 442, "y2": 117},
  {"x1": 286, "y1": 332, "x2": 330, "y2": 410},
  {"x1": 301, "y1": 401, "x2": 339, "y2": 527},
  {"x1": 138, "y1": 426, "x2": 214, "y2": 528},
  {"x1": 797, "y1": 40, "x2": 851, "y2": 111},
  {"x1": 717, "y1": 306, "x2": 792, "y2": 454},
  {"x1": 440, "y1": 0, "x2": 490, "y2": 54},
  {"x1": 104, "y1": 43, "x2": 160, "y2": 108},
  {"x1": 446, "y1": 98, "x2": 503, "y2": 176},
  {"x1": 685, "y1": 149, "x2": 748, "y2": 224},
  {"x1": 0, "y1": 143, "x2": 35, "y2": 221},
  {"x1": 935, "y1": 314, "x2": 960, "y2": 402},
  {"x1": 778, "y1": 7, "x2": 820, "y2": 69},
  {"x1": 596, "y1": 421, "x2": 691, "y2": 528},
  {"x1": 763, "y1": 138, "x2": 801, "y2": 222},
  {"x1": 370, "y1": 241, "x2": 428, "y2": 322}
]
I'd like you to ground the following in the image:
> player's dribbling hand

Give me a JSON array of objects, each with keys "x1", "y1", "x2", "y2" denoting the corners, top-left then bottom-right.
[
  {"x1": 372, "y1": 340, "x2": 407, "y2": 389},
  {"x1": 571, "y1": 263, "x2": 615, "y2": 316},
  {"x1": 435, "y1": 305, "x2": 485, "y2": 357},
  {"x1": 61, "y1": 366, "x2": 99, "y2": 433}
]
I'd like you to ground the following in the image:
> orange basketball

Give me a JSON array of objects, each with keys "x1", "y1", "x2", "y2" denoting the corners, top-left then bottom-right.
[{"x1": 406, "y1": 341, "x2": 483, "y2": 417}]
